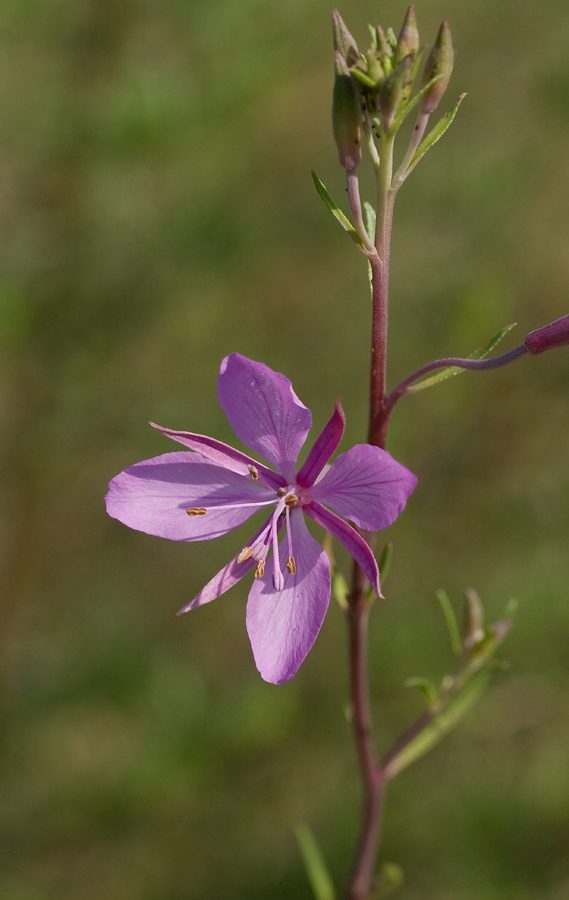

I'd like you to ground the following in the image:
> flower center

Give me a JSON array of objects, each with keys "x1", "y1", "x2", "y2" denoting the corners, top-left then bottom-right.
[{"x1": 234, "y1": 487, "x2": 300, "y2": 590}]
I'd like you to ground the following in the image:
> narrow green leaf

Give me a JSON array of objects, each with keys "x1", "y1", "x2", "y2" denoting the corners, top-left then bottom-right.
[
  {"x1": 408, "y1": 323, "x2": 517, "y2": 394},
  {"x1": 385, "y1": 670, "x2": 491, "y2": 778},
  {"x1": 386, "y1": 27, "x2": 397, "y2": 50},
  {"x1": 404, "y1": 676, "x2": 439, "y2": 708},
  {"x1": 312, "y1": 171, "x2": 366, "y2": 248},
  {"x1": 295, "y1": 823, "x2": 336, "y2": 900},
  {"x1": 363, "y1": 201, "x2": 376, "y2": 293},
  {"x1": 362, "y1": 200, "x2": 376, "y2": 244},
  {"x1": 436, "y1": 589, "x2": 462, "y2": 656},
  {"x1": 406, "y1": 92, "x2": 466, "y2": 174}
]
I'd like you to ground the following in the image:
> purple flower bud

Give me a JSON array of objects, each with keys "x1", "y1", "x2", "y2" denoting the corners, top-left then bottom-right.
[
  {"x1": 420, "y1": 21, "x2": 454, "y2": 114},
  {"x1": 332, "y1": 9, "x2": 360, "y2": 67},
  {"x1": 396, "y1": 5, "x2": 419, "y2": 61},
  {"x1": 524, "y1": 314, "x2": 569, "y2": 354},
  {"x1": 332, "y1": 51, "x2": 362, "y2": 169}
]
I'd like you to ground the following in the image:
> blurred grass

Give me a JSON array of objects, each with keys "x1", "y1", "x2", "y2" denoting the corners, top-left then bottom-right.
[{"x1": 1, "y1": 0, "x2": 569, "y2": 898}]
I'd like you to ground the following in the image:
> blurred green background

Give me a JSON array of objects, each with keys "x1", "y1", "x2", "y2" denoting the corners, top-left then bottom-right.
[{"x1": 2, "y1": 0, "x2": 569, "y2": 897}]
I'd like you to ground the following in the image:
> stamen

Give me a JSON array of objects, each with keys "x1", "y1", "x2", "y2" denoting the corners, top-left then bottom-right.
[
  {"x1": 255, "y1": 560, "x2": 265, "y2": 579},
  {"x1": 285, "y1": 506, "x2": 295, "y2": 576},
  {"x1": 285, "y1": 495, "x2": 298, "y2": 507},
  {"x1": 237, "y1": 547, "x2": 253, "y2": 563},
  {"x1": 186, "y1": 507, "x2": 207, "y2": 516},
  {"x1": 271, "y1": 500, "x2": 285, "y2": 591},
  {"x1": 249, "y1": 465, "x2": 259, "y2": 480},
  {"x1": 277, "y1": 487, "x2": 286, "y2": 497}
]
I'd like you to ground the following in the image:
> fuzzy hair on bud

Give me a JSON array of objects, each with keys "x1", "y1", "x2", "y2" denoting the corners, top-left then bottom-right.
[
  {"x1": 420, "y1": 21, "x2": 454, "y2": 114},
  {"x1": 396, "y1": 6, "x2": 419, "y2": 61},
  {"x1": 332, "y1": 9, "x2": 360, "y2": 67},
  {"x1": 524, "y1": 314, "x2": 569, "y2": 354}
]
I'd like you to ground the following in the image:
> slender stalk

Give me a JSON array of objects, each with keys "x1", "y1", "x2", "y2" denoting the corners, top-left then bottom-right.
[
  {"x1": 346, "y1": 578, "x2": 387, "y2": 900},
  {"x1": 392, "y1": 110, "x2": 430, "y2": 191},
  {"x1": 346, "y1": 168, "x2": 375, "y2": 252},
  {"x1": 368, "y1": 134, "x2": 395, "y2": 447},
  {"x1": 381, "y1": 344, "x2": 529, "y2": 436},
  {"x1": 346, "y1": 132, "x2": 396, "y2": 900}
]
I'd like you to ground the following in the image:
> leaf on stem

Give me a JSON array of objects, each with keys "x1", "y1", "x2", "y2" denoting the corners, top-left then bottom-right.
[
  {"x1": 383, "y1": 591, "x2": 515, "y2": 779},
  {"x1": 363, "y1": 201, "x2": 377, "y2": 292},
  {"x1": 362, "y1": 200, "x2": 376, "y2": 244},
  {"x1": 404, "y1": 676, "x2": 439, "y2": 708},
  {"x1": 436, "y1": 588, "x2": 463, "y2": 656},
  {"x1": 311, "y1": 171, "x2": 368, "y2": 249},
  {"x1": 405, "y1": 92, "x2": 466, "y2": 175},
  {"x1": 408, "y1": 322, "x2": 517, "y2": 394},
  {"x1": 385, "y1": 669, "x2": 492, "y2": 778},
  {"x1": 295, "y1": 823, "x2": 336, "y2": 900}
]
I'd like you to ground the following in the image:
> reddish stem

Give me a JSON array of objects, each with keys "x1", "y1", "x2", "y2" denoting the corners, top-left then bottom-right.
[{"x1": 346, "y1": 137, "x2": 395, "y2": 900}]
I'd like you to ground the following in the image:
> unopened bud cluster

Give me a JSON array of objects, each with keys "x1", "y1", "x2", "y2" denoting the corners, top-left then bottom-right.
[{"x1": 332, "y1": 6, "x2": 454, "y2": 166}]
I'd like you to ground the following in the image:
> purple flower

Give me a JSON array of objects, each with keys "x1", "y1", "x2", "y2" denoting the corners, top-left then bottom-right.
[{"x1": 105, "y1": 354, "x2": 417, "y2": 684}]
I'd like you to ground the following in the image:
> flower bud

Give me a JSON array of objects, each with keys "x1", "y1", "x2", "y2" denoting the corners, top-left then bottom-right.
[
  {"x1": 396, "y1": 6, "x2": 419, "y2": 61},
  {"x1": 332, "y1": 51, "x2": 362, "y2": 169},
  {"x1": 420, "y1": 21, "x2": 454, "y2": 114},
  {"x1": 364, "y1": 49, "x2": 384, "y2": 87},
  {"x1": 332, "y1": 9, "x2": 360, "y2": 67},
  {"x1": 524, "y1": 314, "x2": 569, "y2": 354},
  {"x1": 375, "y1": 25, "x2": 393, "y2": 64},
  {"x1": 378, "y1": 54, "x2": 413, "y2": 131}
]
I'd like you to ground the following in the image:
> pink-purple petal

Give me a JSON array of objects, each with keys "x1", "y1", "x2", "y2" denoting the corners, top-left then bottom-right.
[
  {"x1": 150, "y1": 423, "x2": 285, "y2": 492},
  {"x1": 309, "y1": 444, "x2": 417, "y2": 531},
  {"x1": 296, "y1": 399, "x2": 346, "y2": 488},
  {"x1": 217, "y1": 353, "x2": 312, "y2": 482},
  {"x1": 105, "y1": 451, "x2": 273, "y2": 541},
  {"x1": 246, "y1": 512, "x2": 331, "y2": 684},
  {"x1": 178, "y1": 552, "x2": 258, "y2": 614},
  {"x1": 177, "y1": 516, "x2": 276, "y2": 614},
  {"x1": 304, "y1": 500, "x2": 382, "y2": 597}
]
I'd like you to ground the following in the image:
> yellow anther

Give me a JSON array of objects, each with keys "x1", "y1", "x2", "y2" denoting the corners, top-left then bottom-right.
[
  {"x1": 237, "y1": 547, "x2": 253, "y2": 563},
  {"x1": 249, "y1": 465, "x2": 259, "y2": 480},
  {"x1": 254, "y1": 560, "x2": 265, "y2": 579},
  {"x1": 277, "y1": 487, "x2": 286, "y2": 497},
  {"x1": 285, "y1": 495, "x2": 298, "y2": 507},
  {"x1": 286, "y1": 556, "x2": 296, "y2": 575},
  {"x1": 186, "y1": 507, "x2": 207, "y2": 516}
]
